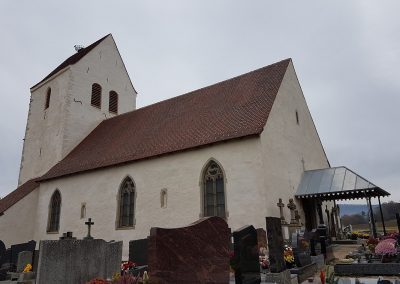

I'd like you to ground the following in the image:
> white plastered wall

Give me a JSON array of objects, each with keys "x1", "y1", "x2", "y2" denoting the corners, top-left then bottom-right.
[
  {"x1": 32, "y1": 137, "x2": 265, "y2": 259},
  {"x1": 18, "y1": 70, "x2": 71, "y2": 185},
  {"x1": 259, "y1": 61, "x2": 330, "y2": 224},
  {"x1": 0, "y1": 190, "x2": 39, "y2": 247},
  {"x1": 18, "y1": 35, "x2": 136, "y2": 185}
]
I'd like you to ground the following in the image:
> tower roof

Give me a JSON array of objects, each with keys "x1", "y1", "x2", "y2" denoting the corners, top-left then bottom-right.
[{"x1": 31, "y1": 34, "x2": 110, "y2": 89}]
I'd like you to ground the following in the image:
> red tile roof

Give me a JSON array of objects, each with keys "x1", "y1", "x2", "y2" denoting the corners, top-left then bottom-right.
[
  {"x1": 0, "y1": 179, "x2": 39, "y2": 214},
  {"x1": 39, "y1": 58, "x2": 291, "y2": 181},
  {"x1": 31, "y1": 34, "x2": 110, "y2": 89}
]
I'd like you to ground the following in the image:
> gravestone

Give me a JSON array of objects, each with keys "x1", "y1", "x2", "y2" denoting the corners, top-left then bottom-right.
[
  {"x1": 10, "y1": 240, "x2": 36, "y2": 266},
  {"x1": 16, "y1": 251, "x2": 33, "y2": 273},
  {"x1": 232, "y1": 225, "x2": 261, "y2": 284},
  {"x1": 129, "y1": 238, "x2": 148, "y2": 266},
  {"x1": 0, "y1": 241, "x2": 5, "y2": 258},
  {"x1": 256, "y1": 228, "x2": 267, "y2": 250},
  {"x1": 396, "y1": 213, "x2": 400, "y2": 233},
  {"x1": 266, "y1": 217, "x2": 286, "y2": 273},
  {"x1": 148, "y1": 216, "x2": 230, "y2": 284},
  {"x1": 36, "y1": 239, "x2": 122, "y2": 284},
  {"x1": 0, "y1": 240, "x2": 36, "y2": 280}
]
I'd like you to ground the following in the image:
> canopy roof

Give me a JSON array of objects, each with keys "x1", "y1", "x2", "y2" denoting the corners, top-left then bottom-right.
[{"x1": 295, "y1": 167, "x2": 390, "y2": 201}]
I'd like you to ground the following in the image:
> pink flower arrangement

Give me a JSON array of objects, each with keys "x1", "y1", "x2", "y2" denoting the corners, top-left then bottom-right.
[{"x1": 375, "y1": 239, "x2": 397, "y2": 255}]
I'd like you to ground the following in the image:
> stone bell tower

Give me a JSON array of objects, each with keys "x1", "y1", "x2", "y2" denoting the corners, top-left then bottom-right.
[{"x1": 18, "y1": 34, "x2": 137, "y2": 185}]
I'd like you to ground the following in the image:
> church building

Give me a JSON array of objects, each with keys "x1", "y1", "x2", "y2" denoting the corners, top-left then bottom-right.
[{"x1": 0, "y1": 34, "x2": 331, "y2": 257}]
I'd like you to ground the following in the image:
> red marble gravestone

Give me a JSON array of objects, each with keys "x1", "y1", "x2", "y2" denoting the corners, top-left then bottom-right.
[{"x1": 148, "y1": 217, "x2": 231, "y2": 284}]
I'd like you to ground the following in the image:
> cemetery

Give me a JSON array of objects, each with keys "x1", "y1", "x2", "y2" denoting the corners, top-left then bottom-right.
[{"x1": 0, "y1": 193, "x2": 399, "y2": 284}]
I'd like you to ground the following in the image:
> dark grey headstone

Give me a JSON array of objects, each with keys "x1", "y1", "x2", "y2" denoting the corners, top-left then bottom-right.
[
  {"x1": 293, "y1": 248, "x2": 311, "y2": 267},
  {"x1": 0, "y1": 249, "x2": 12, "y2": 281},
  {"x1": 36, "y1": 239, "x2": 122, "y2": 284},
  {"x1": 16, "y1": 251, "x2": 33, "y2": 273},
  {"x1": 10, "y1": 240, "x2": 36, "y2": 266},
  {"x1": 32, "y1": 250, "x2": 39, "y2": 273},
  {"x1": 266, "y1": 217, "x2": 286, "y2": 273},
  {"x1": 129, "y1": 238, "x2": 148, "y2": 265},
  {"x1": 232, "y1": 225, "x2": 261, "y2": 284},
  {"x1": 0, "y1": 241, "x2": 5, "y2": 258}
]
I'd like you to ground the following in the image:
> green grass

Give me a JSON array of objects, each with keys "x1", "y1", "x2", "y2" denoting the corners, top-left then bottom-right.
[{"x1": 350, "y1": 219, "x2": 398, "y2": 234}]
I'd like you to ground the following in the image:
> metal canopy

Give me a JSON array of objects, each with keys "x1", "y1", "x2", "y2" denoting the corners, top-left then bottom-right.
[{"x1": 295, "y1": 166, "x2": 390, "y2": 201}]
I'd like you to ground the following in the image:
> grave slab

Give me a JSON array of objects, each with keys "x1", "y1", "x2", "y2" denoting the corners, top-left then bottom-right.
[
  {"x1": 129, "y1": 238, "x2": 148, "y2": 266},
  {"x1": 266, "y1": 217, "x2": 286, "y2": 273},
  {"x1": 36, "y1": 239, "x2": 122, "y2": 284},
  {"x1": 232, "y1": 225, "x2": 261, "y2": 284},
  {"x1": 148, "y1": 216, "x2": 230, "y2": 284},
  {"x1": 16, "y1": 251, "x2": 32, "y2": 273}
]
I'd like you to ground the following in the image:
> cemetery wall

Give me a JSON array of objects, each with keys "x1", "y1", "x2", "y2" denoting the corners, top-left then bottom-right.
[
  {"x1": 0, "y1": 189, "x2": 39, "y2": 247},
  {"x1": 33, "y1": 136, "x2": 265, "y2": 259},
  {"x1": 259, "y1": 61, "x2": 330, "y2": 222},
  {"x1": 19, "y1": 35, "x2": 136, "y2": 185}
]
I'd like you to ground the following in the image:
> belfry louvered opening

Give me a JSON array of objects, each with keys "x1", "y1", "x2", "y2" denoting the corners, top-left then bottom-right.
[
  {"x1": 109, "y1": 91, "x2": 118, "y2": 114},
  {"x1": 91, "y1": 83, "x2": 102, "y2": 109}
]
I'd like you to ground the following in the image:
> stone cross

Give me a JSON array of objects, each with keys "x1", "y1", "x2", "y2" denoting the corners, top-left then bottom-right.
[
  {"x1": 84, "y1": 218, "x2": 94, "y2": 240},
  {"x1": 277, "y1": 198, "x2": 286, "y2": 224},
  {"x1": 287, "y1": 198, "x2": 297, "y2": 224}
]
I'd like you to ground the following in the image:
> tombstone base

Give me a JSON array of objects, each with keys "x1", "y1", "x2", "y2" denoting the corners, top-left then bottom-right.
[
  {"x1": 311, "y1": 255, "x2": 324, "y2": 270},
  {"x1": 235, "y1": 272, "x2": 261, "y2": 284},
  {"x1": 265, "y1": 269, "x2": 291, "y2": 284},
  {"x1": 290, "y1": 262, "x2": 317, "y2": 283}
]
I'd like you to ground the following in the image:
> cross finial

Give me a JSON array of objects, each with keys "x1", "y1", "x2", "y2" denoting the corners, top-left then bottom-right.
[{"x1": 84, "y1": 218, "x2": 94, "y2": 240}]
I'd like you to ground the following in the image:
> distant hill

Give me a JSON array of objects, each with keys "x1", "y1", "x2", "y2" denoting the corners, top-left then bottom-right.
[{"x1": 338, "y1": 204, "x2": 378, "y2": 217}]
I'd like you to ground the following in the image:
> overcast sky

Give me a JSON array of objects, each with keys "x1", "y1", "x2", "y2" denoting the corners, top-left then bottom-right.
[{"x1": 0, "y1": 1, "x2": 399, "y2": 204}]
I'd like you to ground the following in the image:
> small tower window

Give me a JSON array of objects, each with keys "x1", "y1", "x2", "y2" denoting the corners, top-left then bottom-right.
[
  {"x1": 45, "y1": 88, "x2": 51, "y2": 109},
  {"x1": 91, "y1": 83, "x2": 102, "y2": 109},
  {"x1": 160, "y1": 189, "x2": 167, "y2": 208},
  {"x1": 80, "y1": 203, "x2": 86, "y2": 219},
  {"x1": 295, "y1": 110, "x2": 299, "y2": 125},
  {"x1": 109, "y1": 91, "x2": 118, "y2": 114}
]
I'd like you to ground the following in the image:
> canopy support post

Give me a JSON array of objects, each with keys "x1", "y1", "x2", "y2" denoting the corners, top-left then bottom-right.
[
  {"x1": 368, "y1": 196, "x2": 377, "y2": 238},
  {"x1": 378, "y1": 196, "x2": 387, "y2": 235}
]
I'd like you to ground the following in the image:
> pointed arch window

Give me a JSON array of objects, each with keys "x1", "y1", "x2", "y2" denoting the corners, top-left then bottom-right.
[
  {"x1": 91, "y1": 83, "x2": 102, "y2": 109},
  {"x1": 109, "y1": 91, "x2": 118, "y2": 114},
  {"x1": 203, "y1": 161, "x2": 226, "y2": 218},
  {"x1": 117, "y1": 177, "x2": 135, "y2": 228},
  {"x1": 45, "y1": 87, "x2": 51, "y2": 109},
  {"x1": 47, "y1": 190, "x2": 61, "y2": 233}
]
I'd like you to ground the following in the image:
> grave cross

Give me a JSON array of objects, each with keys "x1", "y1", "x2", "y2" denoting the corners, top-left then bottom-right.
[
  {"x1": 84, "y1": 218, "x2": 94, "y2": 240},
  {"x1": 277, "y1": 198, "x2": 286, "y2": 224}
]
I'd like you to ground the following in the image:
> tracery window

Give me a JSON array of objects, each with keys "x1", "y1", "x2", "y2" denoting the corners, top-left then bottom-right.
[
  {"x1": 203, "y1": 161, "x2": 226, "y2": 218},
  {"x1": 47, "y1": 190, "x2": 61, "y2": 233},
  {"x1": 91, "y1": 83, "x2": 102, "y2": 109},
  {"x1": 109, "y1": 91, "x2": 118, "y2": 114},
  {"x1": 118, "y1": 177, "x2": 135, "y2": 228}
]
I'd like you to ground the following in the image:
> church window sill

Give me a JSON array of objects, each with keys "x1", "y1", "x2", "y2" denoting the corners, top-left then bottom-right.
[
  {"x1": 46, "y1": 231, "x2": 59, "y2": 234},
  {"x1": 116, "y1": 226, "x2": 135, "y2": 230}
]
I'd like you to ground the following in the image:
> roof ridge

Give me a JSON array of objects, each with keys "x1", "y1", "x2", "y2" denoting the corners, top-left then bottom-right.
[{"x1": 101, "y1": 58, "x2": 292, "y2": 123}]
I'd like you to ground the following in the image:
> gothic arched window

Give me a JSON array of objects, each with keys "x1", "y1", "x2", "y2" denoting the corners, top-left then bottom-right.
[
  {"x1": 47, "y1": 190, "x2": 61, "y2": 233},
  {"x1": 118, "y1": 177, "x2": 135, "y2": 228},
  {"x1": 91, "y1": 83, "x2": 102, "y2": 109},
  {"x1": 45, "y1": 87, "x2": 51, "y2": 109},
  {"x1": 203, "y1": 160, "x2": 226, "y2": 218},
  {"x1": 160, "y1": 189, "x2": 167, "y2": 208},
  {"x1": 109, "y1": 91, "x2": 118, "y2": 114}
]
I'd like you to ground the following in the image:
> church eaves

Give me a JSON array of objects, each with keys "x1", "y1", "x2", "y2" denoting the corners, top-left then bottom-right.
[
  {"x1": 0, "y1": 178, "x2": 39, "y2": 214},
  {"x1": 38, "y1": 58, "x2": 291, "y2": 181}
]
